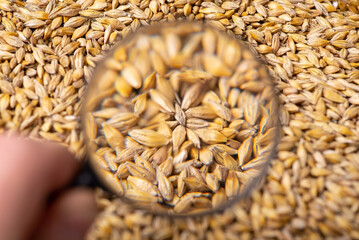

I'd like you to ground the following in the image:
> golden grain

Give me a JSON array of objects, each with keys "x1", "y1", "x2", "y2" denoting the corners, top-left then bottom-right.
[{"x1": 1, "y1": 0, "x2": 358, "y2": 238}]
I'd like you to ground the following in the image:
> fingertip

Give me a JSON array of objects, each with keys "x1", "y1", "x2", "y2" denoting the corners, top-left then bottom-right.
[
  {"x1": 0, "y1": 132, "x2": 79, "y2": 191},
  {"x1": 0, "y1": 133, "x2": 85, "y2": 240},
  {"x1": 42, "y1": 141, "x2": 80, "y2": 190},
  {"x1": 36, "y1": 188, "x2": 97, "y2": 240}
]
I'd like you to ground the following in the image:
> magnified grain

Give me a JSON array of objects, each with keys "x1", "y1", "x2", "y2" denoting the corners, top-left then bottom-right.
[{"x1": 85, "y1": 22, "x2": 278, "y2": 215}]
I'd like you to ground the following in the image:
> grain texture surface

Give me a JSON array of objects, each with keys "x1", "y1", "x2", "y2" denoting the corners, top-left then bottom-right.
[{"x1": 0, "y1": 0, "x2": 358, "y2": 239}]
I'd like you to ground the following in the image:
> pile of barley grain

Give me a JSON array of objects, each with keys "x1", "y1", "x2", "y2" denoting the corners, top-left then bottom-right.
[{"x1": 0, "y1": 0, "x2": 358, "y2": 239}]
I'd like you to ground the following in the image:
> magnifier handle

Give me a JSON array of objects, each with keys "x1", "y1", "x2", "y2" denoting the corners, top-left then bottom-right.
[{"x1": 70, "y1": 160, "x2": 102, "y2": 189}]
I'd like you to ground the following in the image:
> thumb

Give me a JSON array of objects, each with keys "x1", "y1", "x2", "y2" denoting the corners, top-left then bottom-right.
[{"x1": 35, "y1": 188, "x2": 98, "y2": 240}]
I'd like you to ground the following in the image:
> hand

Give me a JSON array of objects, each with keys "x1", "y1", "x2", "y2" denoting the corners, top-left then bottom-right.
[{"x1": 0, "y1": 133, "x2": 97, "y2": 240}]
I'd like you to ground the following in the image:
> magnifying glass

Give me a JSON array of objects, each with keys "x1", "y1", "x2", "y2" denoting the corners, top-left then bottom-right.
[{"x1": 80, "y1": 21, "x2": 280, "y2": 216}]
